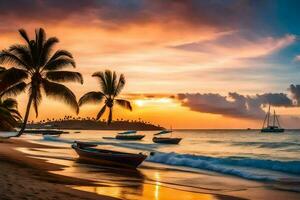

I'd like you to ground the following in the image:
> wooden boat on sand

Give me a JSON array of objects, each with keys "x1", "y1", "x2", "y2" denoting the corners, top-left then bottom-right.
[{"x1": 72, "y1": 141, "x2": 147, "y2": 168}]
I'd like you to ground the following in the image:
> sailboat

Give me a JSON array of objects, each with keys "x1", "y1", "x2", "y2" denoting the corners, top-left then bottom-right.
[
  {"x1": 261, "y1": 105, "x2": 284, "y2": 133},
  {"x1": 152, "y1": 130, "x2": 182, "y2": 144}
]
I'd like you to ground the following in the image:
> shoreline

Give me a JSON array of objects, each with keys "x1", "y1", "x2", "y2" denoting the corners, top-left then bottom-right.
[
  {"x1": 25, "y1": 119, "x2": 164, "y2": 131},
  {"x1": 0, "y1": 138, "x2": 300, "y2": 200},
  {"x1": 0, "y1": 139, "x2": 118, "y2": 200},
  {"x1": 0, "y1": 138, "x2": 242, "y2": 200}
]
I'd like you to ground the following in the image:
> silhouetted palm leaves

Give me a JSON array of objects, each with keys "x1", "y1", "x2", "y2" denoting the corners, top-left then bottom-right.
[
  {"x1": 79, "y1": 70, "x2": 132, "y2": 124},
  {"x1": 0, "y1": 68, "x2": 22, "y2": 131},
  {"x1": 0, "y1": 98, "x2": 22, "y2": 131},
  {"x1": 0, "y1": 28, "x2": 83, "y2": 136}
]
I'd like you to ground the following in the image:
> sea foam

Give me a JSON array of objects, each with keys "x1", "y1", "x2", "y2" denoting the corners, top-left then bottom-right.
[{"x1": 147, "y1": 152, "x2": 300, "y2": 181}]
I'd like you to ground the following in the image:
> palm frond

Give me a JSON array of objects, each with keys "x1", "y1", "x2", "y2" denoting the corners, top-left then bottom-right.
[
  {"x1": 0, "y1": 82, "x2": 27, "y2": 98},
  {"x1": 111, "y1": 71, "x2": 117, "y2": 94},
  {"x1": 105, "y1": 70, "x2": 114, "y2": 95},
  {"x1": 50, "y1": 50, "x2": 73, "y2": 60},
  {"x1": 45, "y1": 71, "x2": 83, "y2": 84},
  {"x1": 36, "y1": 28, "x2": 46, "y2": 53},
  {"x1": 8, "y1": 45, "x2": 33, "y2": 68},
  {"x1": 18, "y1": 29, "x2": 31, "y2": 45},
  {"x1": 0, "y1": 107, "x2": 18, "y2": 129},
  {"x1": 40, "y1": 37, "x2": 59, "y2": 66},
  {"x1": 96, "y1": 105, "x2": 106, "y2": 120},
  {"x1": 0, "y1": 51, "x2": 29, "y2": 69},
  {"x1": 7, "y1": 108, "x2": 22, "y2": 119},
  {"x1": 42, "y1": 79, "x2": 79, "y2": 113},
  {"x1": 43, "y1": 57, "x2": 76, "y2": 71},
  {"x1": 114, "y1": 74, "x2": 125, "y2": 97},
  {"x1": 92, "y1": 71, "x2": 109, "y2": 94},
  {"x1": 115, "y1": 99, "x2": 132, "y2": 111},
  {"x1": 78, "y1": 91, "x2": 105, "y2": 106},
  {"x1": 0, "y1": 67, "x2": 28, "y2": 88},
  {"x1": 0, "y1": 97, "x2": 21, "y2": 131},
  {"x1": 2, "y1": 98, "x2": 18, "y2": 109}
]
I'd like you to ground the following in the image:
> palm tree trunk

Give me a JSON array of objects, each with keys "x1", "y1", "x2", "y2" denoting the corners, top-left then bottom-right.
[
  {"x1": 108, "y1": 107, "x2": 112, "y2": 124},
  {"x1": 17, "y1": 95, "x2": 33, "y2": 137}
]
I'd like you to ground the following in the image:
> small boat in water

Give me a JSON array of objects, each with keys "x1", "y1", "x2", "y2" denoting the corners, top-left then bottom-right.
[
  {"x1": 72, "y1": 141, "x2": 147, "y2": 168},
  {"x1": 261, "y1": 105, "x2": 284, "y2": 133},
  {"x1": 152, "y1": 130, "x2": 182, "y2": 144},
  {"x1": 115, "y1": 130, "x2": 145, "y2": 140}
]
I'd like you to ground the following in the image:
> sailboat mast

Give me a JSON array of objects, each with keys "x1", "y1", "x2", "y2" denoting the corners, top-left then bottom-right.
[
  {"x1": 276, "y1": 113, "x2": 281, "y2": 128},
  {"x1": 273, "y1": 110, "x2": 276, "y2": 127},
  {"x1": 266, "y1": 105, "x2": 271, "y2": 127},
  {"x1": 262, "y1": 114, "x2": 268, "y2": 129}
]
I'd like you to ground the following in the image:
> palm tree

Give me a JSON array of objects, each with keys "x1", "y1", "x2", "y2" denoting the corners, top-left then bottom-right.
[
  {"x1": 0, "y1": 98, "x2": 22, "y2": 131},
  {"x1": 79, "y1": 70, "x2": 132, "y2": 124},
  {"x1": 0, "y1": 68, "x2": 22, "y2": 131},
  {"x1": 0, "y1": 28, "x2": 83, "y2": 136}
]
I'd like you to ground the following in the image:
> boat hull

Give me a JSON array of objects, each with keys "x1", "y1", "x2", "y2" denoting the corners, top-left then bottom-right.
[
  {"x1": 261, "y1": 128, "x2": 285, "y2": 133},
  {"x1": 115, "y1": 135, "x2": 145, "y2": 140},
  {"x1": 152, "y1": 137, "x2": 182, "y2": 144},
  {"x1": 72, "y1": 143, "x2": 147, "y2": 168}
]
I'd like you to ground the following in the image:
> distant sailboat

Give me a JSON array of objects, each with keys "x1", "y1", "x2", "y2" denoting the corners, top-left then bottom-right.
[{"x1": 261, "y1": 105, "x2": 284, "y2": 133}]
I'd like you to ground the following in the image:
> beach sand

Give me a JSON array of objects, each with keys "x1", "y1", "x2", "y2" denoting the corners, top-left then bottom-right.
[
  {"x1": 0, "y1": 139, "x2": 118, "y2": 200},
  {"x1": 0, "y1": 138, "x2": 299, "y2": 200}
]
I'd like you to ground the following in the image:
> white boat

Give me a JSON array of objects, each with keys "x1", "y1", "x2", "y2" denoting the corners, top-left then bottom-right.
[{"x1": 261, "y1": 105, "x2": 284, "y2": 133}]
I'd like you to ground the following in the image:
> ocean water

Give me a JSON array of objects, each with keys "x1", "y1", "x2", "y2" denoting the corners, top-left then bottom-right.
[{"x1": 24, "y1": 129, "x2": 300, "y2": 183}]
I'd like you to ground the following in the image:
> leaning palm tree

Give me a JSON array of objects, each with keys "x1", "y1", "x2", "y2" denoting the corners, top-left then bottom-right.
[
  {"x1": 0, "y1": 28, "x2": 83, "y2": 136},
  {"x1": 79, "y1": 70, "x2": 132, "y2": 124}
]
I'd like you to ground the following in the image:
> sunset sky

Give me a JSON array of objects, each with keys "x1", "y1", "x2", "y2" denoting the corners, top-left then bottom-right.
[{"x1": 1, "y1": 0, "x2": 300, "y2": 128}]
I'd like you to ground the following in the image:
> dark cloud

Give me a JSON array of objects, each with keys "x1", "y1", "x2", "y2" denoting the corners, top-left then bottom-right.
[
  {"x1": 257, "y1": 93, "x2": 293, "y2": 107},
  {"x1": 0, "y1": 0, "x2": 95, "y2": 21},
  {"x1": 0, "y1": 0, "x2": 272, "y2": 30},
  {"x1": 177, "y1": 91, "x2": 294, "y2": 119},
  {"x1": 289, "y1": 84, "x2": 300, "y2": 105}
]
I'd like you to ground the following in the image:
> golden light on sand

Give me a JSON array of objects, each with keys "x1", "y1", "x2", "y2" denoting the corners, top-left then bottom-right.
[
  {"x1": 155, "y1": 184, "x2": 160, "y2": 200},
  {"x1": 154, "y1": 171, "x2": 161, "y2": 200}
]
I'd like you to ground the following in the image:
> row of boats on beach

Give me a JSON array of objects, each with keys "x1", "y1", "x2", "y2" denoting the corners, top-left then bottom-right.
[
  {"x1": 71, "y1": 130, "x2": 183, "y2": 169},
  {"x1": 30, "y1": 129, "x2": 182, "y2": 168}
]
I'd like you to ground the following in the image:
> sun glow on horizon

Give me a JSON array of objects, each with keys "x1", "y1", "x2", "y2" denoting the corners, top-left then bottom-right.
[{"x1": 134, "y1": 98, "x2": 173, "y2": 107}]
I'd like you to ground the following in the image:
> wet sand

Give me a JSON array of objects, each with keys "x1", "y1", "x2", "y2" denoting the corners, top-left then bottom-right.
[
  {"x1": 0, "y1": 139, "x2": 117, "y2": 200},
  {"x1": 0, "y1": 138, "x2": 299, "y2": 200}
]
